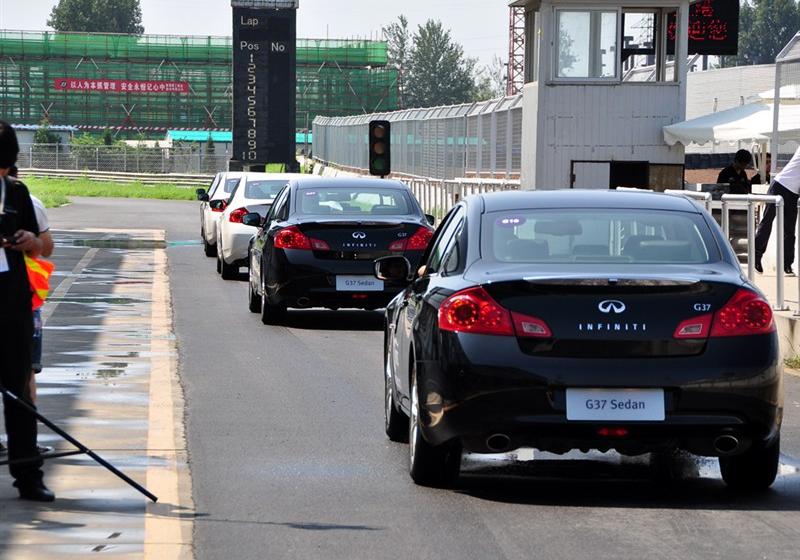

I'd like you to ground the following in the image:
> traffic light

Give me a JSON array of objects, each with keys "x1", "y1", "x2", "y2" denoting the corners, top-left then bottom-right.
[{"x1": 369, "y1": 120, "x2": 391, "y2": 177}]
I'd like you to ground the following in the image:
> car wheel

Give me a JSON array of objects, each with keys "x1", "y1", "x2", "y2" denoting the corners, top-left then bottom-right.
[
  {"x1": 203, "y1": 237, "x2": 217, "y2": 258},
  {"x1": 408, "y1": 361, "x2": 460, "y2": 487},
  {"x1": 220, "y1": 257, "x2": 238, "y2": 280},
  {"x1": 248, "y1": 276, "x2": 262, "y2": 313},
  {"x1": 216, "y1": 253, "x2": 222, "y2": 274},
  {"x1": 260, "y1": 286, "x2": 286, "y2": 325},
  {"x1": 385, "y1": 345, "x2": 409, "y2": 442},
  {"x1": 719, "y1": 435, "x2": 780, "y2": 491}
]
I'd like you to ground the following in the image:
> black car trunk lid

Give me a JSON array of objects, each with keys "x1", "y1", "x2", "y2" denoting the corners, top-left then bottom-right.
[
  {"x1": 297, "y1": 219, "x2": 422, "y2": 260},
  {"x1": 482, "y1": 276, "x2": 740, "y2": 358}
]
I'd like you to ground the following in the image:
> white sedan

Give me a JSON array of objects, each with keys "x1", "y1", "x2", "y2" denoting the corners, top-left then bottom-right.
[
  {"x1": 198, "y1": 171, "x2": 243, "y2": 257},
  {"x1": 216, "y1": 173, "x2": 301, "y2": 279}
]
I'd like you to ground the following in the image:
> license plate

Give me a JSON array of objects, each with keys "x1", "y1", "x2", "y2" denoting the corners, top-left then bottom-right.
[
  {"x1": 336, "y1": 276, "x2": 384, "y2": 292},
  {"x1": 566, "y1": 389, "x2": 665, "y2": 421}
]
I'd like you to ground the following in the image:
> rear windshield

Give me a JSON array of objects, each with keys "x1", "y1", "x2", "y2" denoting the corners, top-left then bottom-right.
[
  {"x1": 296, "y1": 186, "x2": 417, "y2": 216},
  {"x1": 482, "y1": 209, "x2": 719, "y2": 264},
  {"x1": 244, "y1": 180, "x2": 287, "y2": 200}
]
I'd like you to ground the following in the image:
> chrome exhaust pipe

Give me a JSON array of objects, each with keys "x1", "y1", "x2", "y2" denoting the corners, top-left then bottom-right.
[
  {"x1": 714, "y1": 435, "x2": 740, "y2": 455},
  {"x1": 486, "y1": 434, "x2": 511, "y2": 452}
]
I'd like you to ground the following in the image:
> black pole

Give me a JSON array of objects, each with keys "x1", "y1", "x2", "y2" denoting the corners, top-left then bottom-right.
[{"x1": 0, "y1": 387, "x2": 158, "y2": 503}]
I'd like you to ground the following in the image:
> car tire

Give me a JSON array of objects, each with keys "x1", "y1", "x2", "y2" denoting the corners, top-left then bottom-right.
[
  {"x1": 385, "y1": 348, "x2": 409, "y2": 443},
  {"x1": 408, "y1": 362, "x2": 460, "y2": 487},
  {"x1": 220, "y1": 257, "x2": 238, "y2": 280},
  {"x1": 248, "y1": 278, "x2": 262, "y2": 313},
  {"x1": 719, "y1": 435, "x2": 780, "y2": 491},
  {"x1": 203, "y1": 237, "x2": 217, "y2": 258},
  {"x1": 260, "y1": 288, "x2": 286, "y2": 325},
  {"x1": 216, "y1": 254, "x2": 222, "y2": 274}
]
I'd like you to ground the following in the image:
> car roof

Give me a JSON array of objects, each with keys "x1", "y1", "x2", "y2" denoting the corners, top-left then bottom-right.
[
  {"x1": 241, "y1": 172, "x2": 303, "y2": 182},
  {"x1": 478, "y1": 189, "x2": 701, "y2": 213},
  {"x1": 288, "y1": 177, "x2": 409, "y2": 190}
]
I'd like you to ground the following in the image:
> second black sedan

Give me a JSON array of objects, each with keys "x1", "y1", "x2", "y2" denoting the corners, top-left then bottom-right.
[
  {"x1": 247, "y1": 177, "x2": 434, "y2": 324},
  {"x1": 376, "y1": 190, "x2": 782, "y2": 490}
]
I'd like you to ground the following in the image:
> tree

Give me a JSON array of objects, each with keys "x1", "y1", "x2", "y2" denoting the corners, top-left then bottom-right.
[
  {"x1": 33, "y1": 120, "x2": 60, "y2": 145},
  {"x1": 473, "y1": 55, "x2": 507, "y2": 101},
  {"x1": 406, "y1": 20, "x2": 477, "y2": 107},
  {"x1": 48, "y1": 0, "x2": 144, "y2": 34},
  {"x1": 384, "y1": 15, "x2": 411, "y2": 108},
  {"x1": 724, "y1": 0, "x2": 800, "y2": 66}
]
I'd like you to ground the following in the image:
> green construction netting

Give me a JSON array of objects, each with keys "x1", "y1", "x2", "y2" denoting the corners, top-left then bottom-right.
[{"x1": 0, "y1": 31, "x2": 396, "y2": 134}]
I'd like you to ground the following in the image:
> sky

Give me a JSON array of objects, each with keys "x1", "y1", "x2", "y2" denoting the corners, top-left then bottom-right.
[{"x1": 0, "y1": 0, "x2": 509, "y2": 66}]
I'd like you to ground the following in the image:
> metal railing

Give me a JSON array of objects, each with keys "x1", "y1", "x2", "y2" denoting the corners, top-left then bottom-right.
[
  {"x1": 17, "y1": 143, "x2": 229, "y2": 175},
  {"x1": 405, "y1": 177, "x2": 521, "y2": 218},
  {"x1": 720, "y1": 194, "x2": 786, "y2": 310},
  {"x1": 618, "y1": 188, "x2": 789, "y2": 312}
]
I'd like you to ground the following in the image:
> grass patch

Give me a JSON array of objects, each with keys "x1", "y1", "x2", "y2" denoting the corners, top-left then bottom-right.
[
  {"x1": 25, "y1": 177, "x2": 198, "y2": 208},
  {"x1": 785, "y1": 356, "x2": 800, "y2": 370}
]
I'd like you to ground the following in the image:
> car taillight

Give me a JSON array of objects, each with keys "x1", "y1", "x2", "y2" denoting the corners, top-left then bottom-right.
[
  {"x1": 274, "y1": 226, "x2": 330, "y2": 251},
  {"x1": 229, "y1": 207, "x2": 248, "y2": 223},
  {"x1": 389, "y1": 227, "x2": 434, "y2": 252},
  {"x1": 710, "y1": 289, "x2": 775, "y2": 337},
  {"x1": 438, "y1": 286, "x2": 552, "y2": 338}
]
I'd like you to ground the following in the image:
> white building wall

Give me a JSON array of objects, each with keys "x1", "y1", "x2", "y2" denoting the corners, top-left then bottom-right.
[
  {"x1": 533, "y1": 83, "x2": 685, "y2": 189},
  {"x1": 686, "y1": 64, "x2": 775, "y2": 119}
]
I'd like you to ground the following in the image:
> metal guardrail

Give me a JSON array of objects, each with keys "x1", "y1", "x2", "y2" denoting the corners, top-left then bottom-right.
[
  {"x1": 721, "y1": 194, "x2": 786, "y2": 311},
  {"x1": 405, "y1": 177, "x2": 521, "y2": 218},
  {"x1": 20, "y1": 168, "x2": 213, "y2": 188}
]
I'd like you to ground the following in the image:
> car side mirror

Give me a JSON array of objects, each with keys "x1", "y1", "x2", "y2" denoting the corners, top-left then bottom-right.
[
  {"x1": 425, "y1": 214, "x2": 436, "y2": 226},
  {"x1": 374, "y1": 256, "x2": 412, "y2": 282},
  {"x1": 196, "y1": 189, "x2": 209, "y2": 202},
  {"x1": 209, "y1": 199, "x2": 226, "y2": 211},
  {"x1": 242, "y1": 212, "x2": 262, "y2": 228}
]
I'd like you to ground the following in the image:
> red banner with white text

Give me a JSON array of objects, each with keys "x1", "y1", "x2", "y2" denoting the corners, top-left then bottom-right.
[{"x1": 53, "y1": 78, "x2": 190, "y2": 94}]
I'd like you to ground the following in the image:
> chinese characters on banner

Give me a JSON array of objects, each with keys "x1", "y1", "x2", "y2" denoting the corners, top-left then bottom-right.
[
  {"x1": 53, "y1": 78, "x2": 190, "y2": 94},
  {"x1": 667, "y1": 0, "x2": 739, "y2": 56}
]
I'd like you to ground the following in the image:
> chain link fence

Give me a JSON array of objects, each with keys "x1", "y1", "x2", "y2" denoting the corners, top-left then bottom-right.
[
  {"x1": 313, "y1": 95, "x2": 523, "y2": 181},
  {"x1": 17, "y1": 144, "x2": 230, "y2": 175}
]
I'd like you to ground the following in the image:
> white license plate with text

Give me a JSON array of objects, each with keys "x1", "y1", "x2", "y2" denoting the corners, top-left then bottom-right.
[
  {"x1": 336, "y1": 276, "x2": 384, "y2": 292},
  {"x1": 566, "y1": 389, "x2": 665, "y2": 421}
]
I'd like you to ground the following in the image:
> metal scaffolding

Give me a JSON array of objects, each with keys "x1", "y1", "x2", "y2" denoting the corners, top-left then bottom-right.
[{"x1": 0, "y1": 30, "x2": 398, "y2": 135}]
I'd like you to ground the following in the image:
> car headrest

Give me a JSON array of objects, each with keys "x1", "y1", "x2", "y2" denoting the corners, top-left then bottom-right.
[{"x1": 503, "y1": 239, "x2": 549, "y2": 261}]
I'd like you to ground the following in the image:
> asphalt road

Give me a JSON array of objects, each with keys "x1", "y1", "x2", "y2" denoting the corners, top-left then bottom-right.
[{"x1": 50, "y1": 197, "x2": 800, "y2": 560}]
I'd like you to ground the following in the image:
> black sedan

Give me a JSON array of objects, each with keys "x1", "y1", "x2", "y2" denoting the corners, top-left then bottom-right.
[
  {"x1": 247, "y1": 177, "x2": 434, "y2": 324},
  {"x1": 376, "y1": 190, "x2": 782, "y2": 489}
]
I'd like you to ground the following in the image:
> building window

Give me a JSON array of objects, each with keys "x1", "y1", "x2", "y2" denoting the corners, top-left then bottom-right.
[{"x1": 555, "y1": 9, "x2": 618, "y2": 79}]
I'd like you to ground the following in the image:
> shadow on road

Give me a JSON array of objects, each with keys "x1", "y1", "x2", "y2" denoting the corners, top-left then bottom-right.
[
  {"x1": 282, "y1": 309, "x2": 384, "y2": 332},
  {"x1": 455, "y1": 455, "x2": 800, "y2": 512}
]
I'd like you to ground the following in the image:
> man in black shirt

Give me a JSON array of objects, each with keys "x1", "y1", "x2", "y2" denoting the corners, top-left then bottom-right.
[
  {"x1": 0, "y1": 120, "x2": 54, "y2": 501},
  {"x1": 717, "y1": 149, "x2": 754, "y2": 195}
]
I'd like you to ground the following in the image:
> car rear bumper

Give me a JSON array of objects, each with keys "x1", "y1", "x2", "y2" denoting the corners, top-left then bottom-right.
[
  {"x1": 221, "y1": 224, "x2": 255, "y2": 264},
  {"x1": 415, "y1": 332, "x2": 782, "y2": 457},
  {"x1": 268, "y1": 251, "x2": 417, "y2": 309}
]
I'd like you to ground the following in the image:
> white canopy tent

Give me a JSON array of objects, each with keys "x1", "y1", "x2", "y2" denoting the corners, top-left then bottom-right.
[{"x1": 663, "y1": 102, "x2": 800, "y2": 146}]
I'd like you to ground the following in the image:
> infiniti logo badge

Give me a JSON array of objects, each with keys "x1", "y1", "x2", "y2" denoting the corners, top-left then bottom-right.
[
  {"x1": 352, "y1": 232, "x2": 367, "y2": 239},
  {"x1": 598, "y1": 300, "x2": 626, "y2": 314}
]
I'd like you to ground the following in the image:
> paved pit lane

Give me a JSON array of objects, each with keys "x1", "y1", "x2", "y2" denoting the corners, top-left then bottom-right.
[
  {"x1": 9, "y1": 197, "x2": 800, "y2": 560},
  {"x1": 0, "y1": 227, "x2": 192, "y2": 559}
]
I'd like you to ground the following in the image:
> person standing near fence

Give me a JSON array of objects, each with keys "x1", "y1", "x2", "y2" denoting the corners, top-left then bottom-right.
[
  {"x1": 0, "y1": 121, "x2": 54, "y2": 501},
  {"x1": 755, "y1": 146, "x2": 800, "y2": 276}
]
